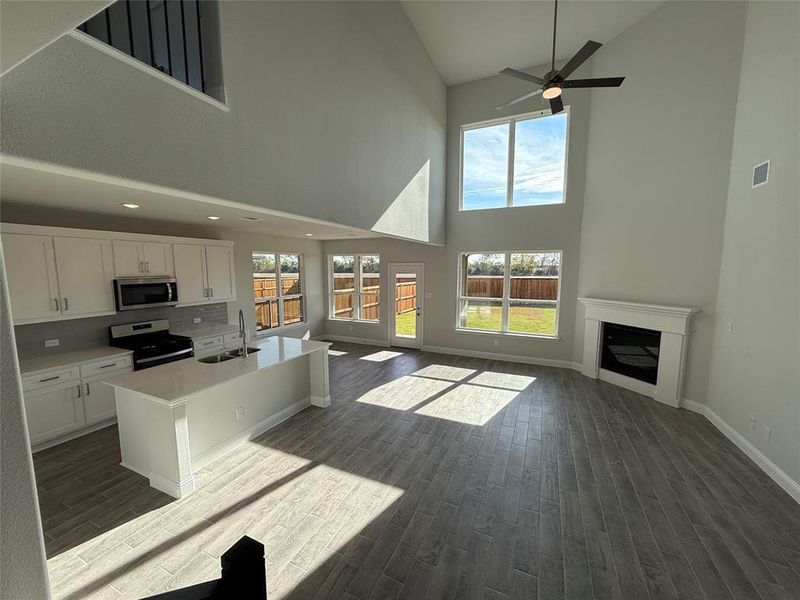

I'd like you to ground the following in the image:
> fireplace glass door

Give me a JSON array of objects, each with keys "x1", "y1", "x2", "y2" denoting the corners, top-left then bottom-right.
[{"x1": 600, "y1": 323, "x2": 661, "y2": 384}]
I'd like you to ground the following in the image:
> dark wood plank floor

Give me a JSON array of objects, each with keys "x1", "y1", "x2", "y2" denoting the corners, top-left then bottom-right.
[{"x1": 34, "y1": 342, "x2": 800, "y2": 599}]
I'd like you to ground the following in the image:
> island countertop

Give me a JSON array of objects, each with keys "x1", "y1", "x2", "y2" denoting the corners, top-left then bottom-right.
[{"x1": 105, "y1": 336, "x2": 329, "y2": 403}]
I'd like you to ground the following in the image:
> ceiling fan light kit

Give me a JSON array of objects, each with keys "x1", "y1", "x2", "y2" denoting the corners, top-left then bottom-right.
[{"x1": 496, "y1": 0, "x2": 625, "y2": 114}]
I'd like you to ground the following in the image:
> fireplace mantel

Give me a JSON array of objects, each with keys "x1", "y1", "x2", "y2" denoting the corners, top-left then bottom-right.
[{"x1": 579, "y1": 298, "x2": 699, "y2": 407}]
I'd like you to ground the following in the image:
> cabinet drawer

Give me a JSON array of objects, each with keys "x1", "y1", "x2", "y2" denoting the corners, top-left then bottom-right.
[
  {"x1": 80, "y1": 355, "x2": 132, "y2": 378},
  {"x1": 194, "y1": 336, "x2": 224, "y2": 351},
  {"x1": 22, "y1": 367, "x2": 80, "y2": 393}
]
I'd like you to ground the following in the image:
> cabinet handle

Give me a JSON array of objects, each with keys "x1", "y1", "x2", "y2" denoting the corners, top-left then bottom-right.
[
  {"x1": 63, "y1": 298, "x2": 69, "y2": 311},
  {"x1": 85, "y1": 383, "x2": 90, "y2": 396},
  {"x1": 40, "y1": 375, "x2": 60, "y2": 383},
  {"x1": 98, "y1": 363, "x2": 116, "y2": 369},
  {"x1": 210, "y1": 287, "x2": 214, "y2": 298},
  {"x1": 53, "y1": 298, "x2": 59, "y2": 312},
  {"x1": 145, "y1": 261, "x2": 150, "y2": 273},
  {"x1": 203, "y1": 288, "x2": 209, "y2": 297},
  {"x1": 75, "y1": 384, "x2": 81, "y2": 398}
]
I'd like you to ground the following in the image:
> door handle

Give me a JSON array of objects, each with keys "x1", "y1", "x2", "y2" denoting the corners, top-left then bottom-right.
[{"x1": 63, "y1": 298, "x2": 69, "y2": 311}]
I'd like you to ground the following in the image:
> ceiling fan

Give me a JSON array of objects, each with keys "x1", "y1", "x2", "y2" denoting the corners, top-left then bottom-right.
[{"x1": 496, "y1": 0, "x2": 625, "y2": 114}]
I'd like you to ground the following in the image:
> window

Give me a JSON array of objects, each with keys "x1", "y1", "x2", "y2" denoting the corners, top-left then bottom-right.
[
  {"x1": 252, "y1": 252, "x2": 304, "y2": 332},
  {"x1": 77, "y1": 1, "x2": 220, "y2": 98},
  {"x1": 460, "y1": 110, "x2": 568, "y2": 210},
  {"x1": 329, "y1": 255, "x2": 381, "y2": 322},
  {"x1": 458, "y1": 251, "x2": 561, "y2": 337}
]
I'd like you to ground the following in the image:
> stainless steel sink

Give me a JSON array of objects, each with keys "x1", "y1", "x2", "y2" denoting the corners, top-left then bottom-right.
[
  {"x1": 198, "y1": 347, "x2": 261, "y2": 364},
  {"x1": 198, "y1": 353, "x2": 237, "y2": 364},
  {"x1": 225, "y1": 347, "x2": 261, "y2": 358}
]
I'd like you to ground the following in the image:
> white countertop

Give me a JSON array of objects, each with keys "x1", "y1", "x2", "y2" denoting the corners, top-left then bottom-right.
[
  {"x1": 105, "y1": 336, "x2": 329, "y2": 403},
  {"x1": 19, "y1": 347, "x2": 133, "y2": 376},
  {"x1": 170, "y1": 323, "x2": 239, "y2": 339}
]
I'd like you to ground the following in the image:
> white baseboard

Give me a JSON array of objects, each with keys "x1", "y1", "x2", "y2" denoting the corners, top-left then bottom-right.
[
  {"x1": 149, "y1": 473, "x2": 196, "y2": 499},
  {"x1": 190, "y1": 396, "x2": 311, "y2": 472},
  {"x1": 315, "y1": 334, "x2": 390, "y2": 347},
  {"x1": 680, "y1": 398, "x2": 800, "y2": 504},
  {"x1": 421, "y1": 344, "x2": 581, "y2": 371}
]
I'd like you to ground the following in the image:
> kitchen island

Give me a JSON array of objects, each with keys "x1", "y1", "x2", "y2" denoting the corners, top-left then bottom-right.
[{"x1": 103, "y1": 336, "x2": 330, "y2": 498}]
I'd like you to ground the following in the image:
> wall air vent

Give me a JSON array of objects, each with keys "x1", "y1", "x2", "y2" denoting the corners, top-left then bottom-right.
[{"x1": 752, "y1": 160, "x2": 770, "y2": 188}]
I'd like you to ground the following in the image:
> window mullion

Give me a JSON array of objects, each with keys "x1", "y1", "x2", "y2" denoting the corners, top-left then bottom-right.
[
  {"x1": 506, "y1": 121, "x2": 515, "y2": 208},
  {"x1": 501, "y1": 253, "x2": 511, "y2": 332},
  {"x1": 276, "y1": 253, "x2": 283, "y2": 327},
  {"x1": 354, "y1": 255, "x2": 361, "y2": 321}
]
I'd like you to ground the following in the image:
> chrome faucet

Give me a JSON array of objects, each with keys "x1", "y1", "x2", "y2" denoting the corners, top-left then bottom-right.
[{"x1": 238, "y1": 309, "x2": 248, "y2": 358}]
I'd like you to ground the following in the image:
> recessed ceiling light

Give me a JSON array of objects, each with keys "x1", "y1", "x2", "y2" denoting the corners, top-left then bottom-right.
[
  {"x1": 207, "y1": 216, "x2": 221, "y2": 221},
  {"x1": 240, "y1": 216, "x2": 263, "y2": 222},
  {"x1": 305, "y1": 233, "x2": 313, "y2": 237},
  {"x1": 122, "y1": 203, "x2": 140, "y2": 209}
]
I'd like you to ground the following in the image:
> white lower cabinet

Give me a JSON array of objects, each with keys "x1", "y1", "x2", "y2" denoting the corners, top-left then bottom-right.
[
  {"x1": 193, "y1": 335, "x2": 224, "y2": 357},
  {"x1": 82, "y1": 369, "x2": 128, "y2": 425},
  {"x1": 25, "y1": 381, "x2": 85, "y2": 446},
  {"x1": 23, "y1": 354, "x2": 133, "y2": 448}
]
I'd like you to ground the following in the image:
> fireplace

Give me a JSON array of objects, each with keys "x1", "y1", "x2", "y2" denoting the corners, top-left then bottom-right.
[
  {"x1": 601, "y1": 323, "x2": 661, "y2": 385},
  {"x1": 579, "y1": 298, "x2": 698, "y2": 407}
]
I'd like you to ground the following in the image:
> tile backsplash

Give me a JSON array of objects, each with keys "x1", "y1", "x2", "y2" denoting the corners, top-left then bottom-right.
[{"x1": 14, "y1": 303, "x2": 229, "y2": 361}]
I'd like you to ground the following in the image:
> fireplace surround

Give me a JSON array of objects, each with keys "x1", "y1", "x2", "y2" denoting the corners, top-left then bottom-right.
[{"x1": 579, "y1": 298, "x2": 699, "y2": 407}]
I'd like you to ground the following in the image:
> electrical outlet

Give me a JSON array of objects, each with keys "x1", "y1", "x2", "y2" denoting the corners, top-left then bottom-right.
[
  {"x1": 44, "y1": 339, "x2": 60, "y2": 348},
  {"x1": 235, "y1": 407, "x2": 244, "y2": 421},
  {"x1": 726, "y1": 322, "x2": 733, "y2": 334},
  {"x1": 493, "y1": 339, "x2": 500, "y2": 347},
  {"x1": 764, "y1": 426, "x2": 772, "y2": 441},
  {"x1": 749, "y1": 416, "x2": 756, "y2": 430},
  {"x1": 193, "y1": 317, "x2": 202, "y2": 324}
]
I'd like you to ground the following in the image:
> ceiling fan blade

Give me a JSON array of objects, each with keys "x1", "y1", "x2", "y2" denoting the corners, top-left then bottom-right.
[
  {"x1": 495, "y1": 88, "x2": 543, "y2": 110},
  {"x1": 557, "y1": 40, "x2": 602, "y2": 80},
  {"x1": 549, "y1": 94, "x2": 564, "y2": 114},
  {"x1": 561, "y1": 77, "x2": 625, "y2": 88},
  {"x1": 499, "y1": 67, "x2": 546, "y2": 86}
]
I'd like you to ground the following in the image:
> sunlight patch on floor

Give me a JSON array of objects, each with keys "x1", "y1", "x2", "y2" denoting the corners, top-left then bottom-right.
[
  {"x1": 328, "y1": 349, "x2": 348, "y2": 356},
  {"x1": 468, "y1": 371, "x2": 536, "y2": 391},
  {"x1": 414, "y1": 383, "x2": 519, "y2": 425},
  {"x1": 355, "y1": 375, "x2": 451, "y2": 410},
  {"x1": 411, "y1": 364, "x2": 477, "y2": 382},
  {"x1": 359, "y1": 350, "x2": 404, "y2": 362}
]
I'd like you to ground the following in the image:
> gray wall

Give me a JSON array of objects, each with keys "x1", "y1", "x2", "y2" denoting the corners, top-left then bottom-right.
[
  {"x1": 323, "y1": 59, "x2": 592, "y2": 365},
  {"x1": 574, "y1": 0, "x2": 748, "y2": 403},
  {"x1": 0, "y1": 244, "x2": 51, "y2": 599},
  {"x1": 0, "y1": 1, "x2": 446, "y2": 243},
  {"x1": 706, "y1": 1, "x2": 800, "y2": 483}
]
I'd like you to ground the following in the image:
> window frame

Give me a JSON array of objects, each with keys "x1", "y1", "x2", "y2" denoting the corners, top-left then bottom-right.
[
  {"x1": 459, "y1": 107, "x2": 570, "y2": 211},
  {"x1": 328, "y1": 254, "x2": 382, "y2": 324},
  {"x1": 252, "y1": 251, "x2": 306, "y2": 334},
  {"x1": 455, "y1": 249, "x2": 563, "y2": 339}
]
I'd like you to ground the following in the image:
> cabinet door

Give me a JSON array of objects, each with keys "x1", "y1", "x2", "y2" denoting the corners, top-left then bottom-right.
[
  {"x1": 205, "y1": 245, "x2": 236, "y2": 301},
  {"x1": 83, "y1": 369, "x2": 130, "y2": 425},
  {"x1": 173, "y1": 243, "x2": 208, "y2": 304},
  {"x1": 1, "y1": 233, "x2": 61, "y2": 322},
  {"x1": 112, "y1": 240, "x2": 144, "y2": 276},
  {"x1": 142, "y1": 242, "x2": 173, "y2": 276},
  {"x1": 53, "y1": 237, "x2": 115, "y2": 316},
  {"x1": 25, "y1": 382, "x2": 85, "y2": 445}
]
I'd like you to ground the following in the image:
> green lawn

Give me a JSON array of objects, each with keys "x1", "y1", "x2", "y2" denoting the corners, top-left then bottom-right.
[{"x1": 396, "y1": 306, "x2": 557, "y2": 337}]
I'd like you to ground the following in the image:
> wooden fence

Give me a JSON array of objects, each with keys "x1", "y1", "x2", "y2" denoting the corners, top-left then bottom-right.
[
  {"x1": 465, "y1": 276, "x2": 558, "y2": 300},
  {"x1": 254, "y1": 274, "x2": 302, "y2": 330}
]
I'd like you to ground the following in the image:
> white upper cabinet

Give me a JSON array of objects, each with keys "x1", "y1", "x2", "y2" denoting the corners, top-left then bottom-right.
[
  {"x1": 173, "y1": 243, "x2": 209, "y2": 304},
  {"x1": 205, "y1": 245, "x2": 236, "y2": 302},
  {"x1": 2, "y1": 233, "x2": 61, "y2": 321},
  {"x1": 1, "y1": 224, "x2": 235, "y2": 323},
  {"x1": 53, "y1": 237, "x2": 115, "y2": 317},
  {"x1": 113, "y1": 240, "x2": 173, "y2": 276}
]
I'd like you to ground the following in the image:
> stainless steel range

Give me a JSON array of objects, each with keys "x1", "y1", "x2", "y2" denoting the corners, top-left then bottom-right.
[{"x1": 109, "y1": 319, "x2": 193, "y2": 370}]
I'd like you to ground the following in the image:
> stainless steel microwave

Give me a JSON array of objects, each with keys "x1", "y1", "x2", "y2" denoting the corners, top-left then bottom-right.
[{"x1": 114, "y1": 277, "x2": 179, "y2": 311}]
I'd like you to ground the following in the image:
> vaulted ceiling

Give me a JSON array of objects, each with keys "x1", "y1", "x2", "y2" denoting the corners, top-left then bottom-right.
[{"x1": 400, "y1": 0, "x2": 664, "y2": 85}]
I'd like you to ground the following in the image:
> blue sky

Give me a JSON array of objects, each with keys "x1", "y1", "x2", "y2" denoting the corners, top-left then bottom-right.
[{"x1": 462, "y1": 112, "x2": 567, "y2": 210}]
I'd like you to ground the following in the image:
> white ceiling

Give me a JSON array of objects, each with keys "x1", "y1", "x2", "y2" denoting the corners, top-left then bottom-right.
[
  {"x1": 400, "y1": 0, "x2": 664, "y2": 85},
  {"x1": 0, "y1": 160, "x2": 375, "y2": 240}
]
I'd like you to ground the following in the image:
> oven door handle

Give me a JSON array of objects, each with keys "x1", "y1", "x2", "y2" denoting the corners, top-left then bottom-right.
[
  {"x1": 167, "y1": 283, "x2": 173, "y2": 303},
  {"x1": 136, "y1": 348, "x2": 193, "y2": 365}
]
